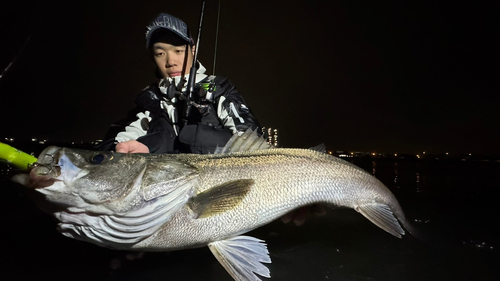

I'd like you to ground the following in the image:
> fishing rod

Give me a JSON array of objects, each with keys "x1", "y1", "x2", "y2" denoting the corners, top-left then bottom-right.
[{"x1": 182, "y1": 0, "x2": 206, "y2": 127}]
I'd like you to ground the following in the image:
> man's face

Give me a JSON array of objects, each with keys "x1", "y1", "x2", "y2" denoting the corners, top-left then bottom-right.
[{"x1": 152, "y1": 42, "x2": 194, "y2": 78}]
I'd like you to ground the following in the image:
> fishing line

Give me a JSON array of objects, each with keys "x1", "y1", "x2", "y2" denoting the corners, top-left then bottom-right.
[
  {"x1": 0, "y1": 33, "x2": 32, "y2": 85},
  {"x1": 212, "y1": 0, "x2": 221, "y2": 75},
  {"x1": 0, "y1": 12, "x2": 45, "y2": 87}
]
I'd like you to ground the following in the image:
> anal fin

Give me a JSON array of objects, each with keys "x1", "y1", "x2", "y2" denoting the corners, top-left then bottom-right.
[{"x1": 208, "y1": 236, "x2": 271, "y2": 281}]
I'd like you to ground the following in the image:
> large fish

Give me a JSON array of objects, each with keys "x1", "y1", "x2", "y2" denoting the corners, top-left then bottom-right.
[{"x1": 12, "y1": 130, "x2": 415, "y2": 281}]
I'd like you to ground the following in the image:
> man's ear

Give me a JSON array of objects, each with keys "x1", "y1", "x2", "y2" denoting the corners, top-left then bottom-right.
[{"x1": 191, "y1": 45, "x2": 196, "y2": 56}]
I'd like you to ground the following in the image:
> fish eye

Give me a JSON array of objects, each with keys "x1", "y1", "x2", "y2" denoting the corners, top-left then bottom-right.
[{"x1": 90, "y1": 154, "x2": 106, "y2": 164}]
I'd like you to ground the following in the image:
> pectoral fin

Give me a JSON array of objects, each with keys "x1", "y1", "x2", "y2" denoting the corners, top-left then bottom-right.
[
  {"x1": 208, "y1": 236, "x2": 271, "y2": 281},
  {"x1": 189, "y1": 179, "x2": 254, "y2": 218},
  {"x1": 356, "y1": 203, "x2": 405, "y2": 238}
]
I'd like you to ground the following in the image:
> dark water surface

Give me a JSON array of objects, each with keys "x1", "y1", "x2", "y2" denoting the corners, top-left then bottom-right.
[{"x1": 1, "y1": 155, "x2": 498, "y2": 280}]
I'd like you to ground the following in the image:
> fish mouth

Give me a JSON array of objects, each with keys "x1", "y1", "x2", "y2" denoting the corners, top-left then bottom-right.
[
  {"x1": 28, "y1": 146, "x2": 64, "y2": 188},
  {"x1": 28, "y1": 146, "x2": 89, "y2": 193}
]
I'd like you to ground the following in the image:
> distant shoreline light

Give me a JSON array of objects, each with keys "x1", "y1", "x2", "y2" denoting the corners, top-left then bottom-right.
[{"x1": 1, "y1": 137, "x2": 499, "y2": 161}]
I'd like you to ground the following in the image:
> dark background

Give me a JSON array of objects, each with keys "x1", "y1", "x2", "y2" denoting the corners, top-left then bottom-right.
[{"x1": 0, "y1": 0, "x2": 497, "y2": 154}]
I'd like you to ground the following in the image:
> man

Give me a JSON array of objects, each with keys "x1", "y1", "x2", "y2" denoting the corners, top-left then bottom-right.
[
  {"x1": 102, "y1": 13, "x2": 319, "y2": 227},
  {"x1": 108, "y1": 13, "x2": 261, "y2": 154}
]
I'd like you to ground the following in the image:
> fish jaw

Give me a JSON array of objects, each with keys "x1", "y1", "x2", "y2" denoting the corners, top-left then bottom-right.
[
  {"x1": 11, "y1": 146, "x2": 62, "y2": 188},
  {"x1": 11, "y1": 146, "x2": 86, "y2": 187}
]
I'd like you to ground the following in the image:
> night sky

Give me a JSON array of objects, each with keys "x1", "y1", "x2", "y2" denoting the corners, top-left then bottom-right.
[{"x1": 0, "y1": 1, "x2": 497, "y2": 154}]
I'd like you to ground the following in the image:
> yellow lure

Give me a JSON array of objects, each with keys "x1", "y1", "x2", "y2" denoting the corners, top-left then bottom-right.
[{"x1": 0, "y1": 142, "x2": 38, "y2": 170}]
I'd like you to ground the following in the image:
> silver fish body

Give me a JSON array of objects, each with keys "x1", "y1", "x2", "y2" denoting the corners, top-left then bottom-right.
[
  {"x1": 13, "y1": 131, "x2": 413, "y2": 281},
  {"x1": 133, "y1": 148, "x2": 408, "y2": 251}
]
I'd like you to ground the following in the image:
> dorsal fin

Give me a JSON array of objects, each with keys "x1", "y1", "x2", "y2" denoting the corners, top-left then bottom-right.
[
  {"x1": 214, "y1": 128, "x2": 274, "y2": 154},
  {"x1": 309, "y1": 143, "x2": 327, "y2": 153}
]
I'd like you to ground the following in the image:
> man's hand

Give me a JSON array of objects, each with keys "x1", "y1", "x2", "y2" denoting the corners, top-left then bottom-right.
[{"x1": 115, "y1": 140, "x2": 150, "y2": 153}]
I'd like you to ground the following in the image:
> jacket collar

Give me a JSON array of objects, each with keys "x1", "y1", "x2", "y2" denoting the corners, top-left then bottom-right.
[{"x1": 158, "y1": 61, "x2": 207, "y2": 97}]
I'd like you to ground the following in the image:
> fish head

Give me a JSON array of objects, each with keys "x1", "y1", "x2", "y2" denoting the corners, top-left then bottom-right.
[
  {"x1": 10, "y1": 146, "x2": 200, "y2": 248},
  {"x1": 13, "y1": 146, "x2": 153, "y2": 214},
  {"x1": 12, "y1": 145, "x2": 199, "y2": 216}
]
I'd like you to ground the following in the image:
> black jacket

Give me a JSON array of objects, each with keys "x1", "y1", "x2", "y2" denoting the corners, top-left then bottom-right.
[{"x1": 99, "y1": 76, "x2": 261, "y2": 154}]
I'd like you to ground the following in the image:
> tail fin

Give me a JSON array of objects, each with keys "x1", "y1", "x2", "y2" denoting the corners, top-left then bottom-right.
[
  {"x1": 356, "y1": 202, "x2": 432, "y2": 243},
  {"x1": 356, "y1": 203, "x2": 405, "y2": 238}
]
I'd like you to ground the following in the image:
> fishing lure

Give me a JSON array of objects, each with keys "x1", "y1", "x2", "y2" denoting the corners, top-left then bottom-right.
[{"x1": 0, "y1": 142, "x2": 37, "y2": 170}]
